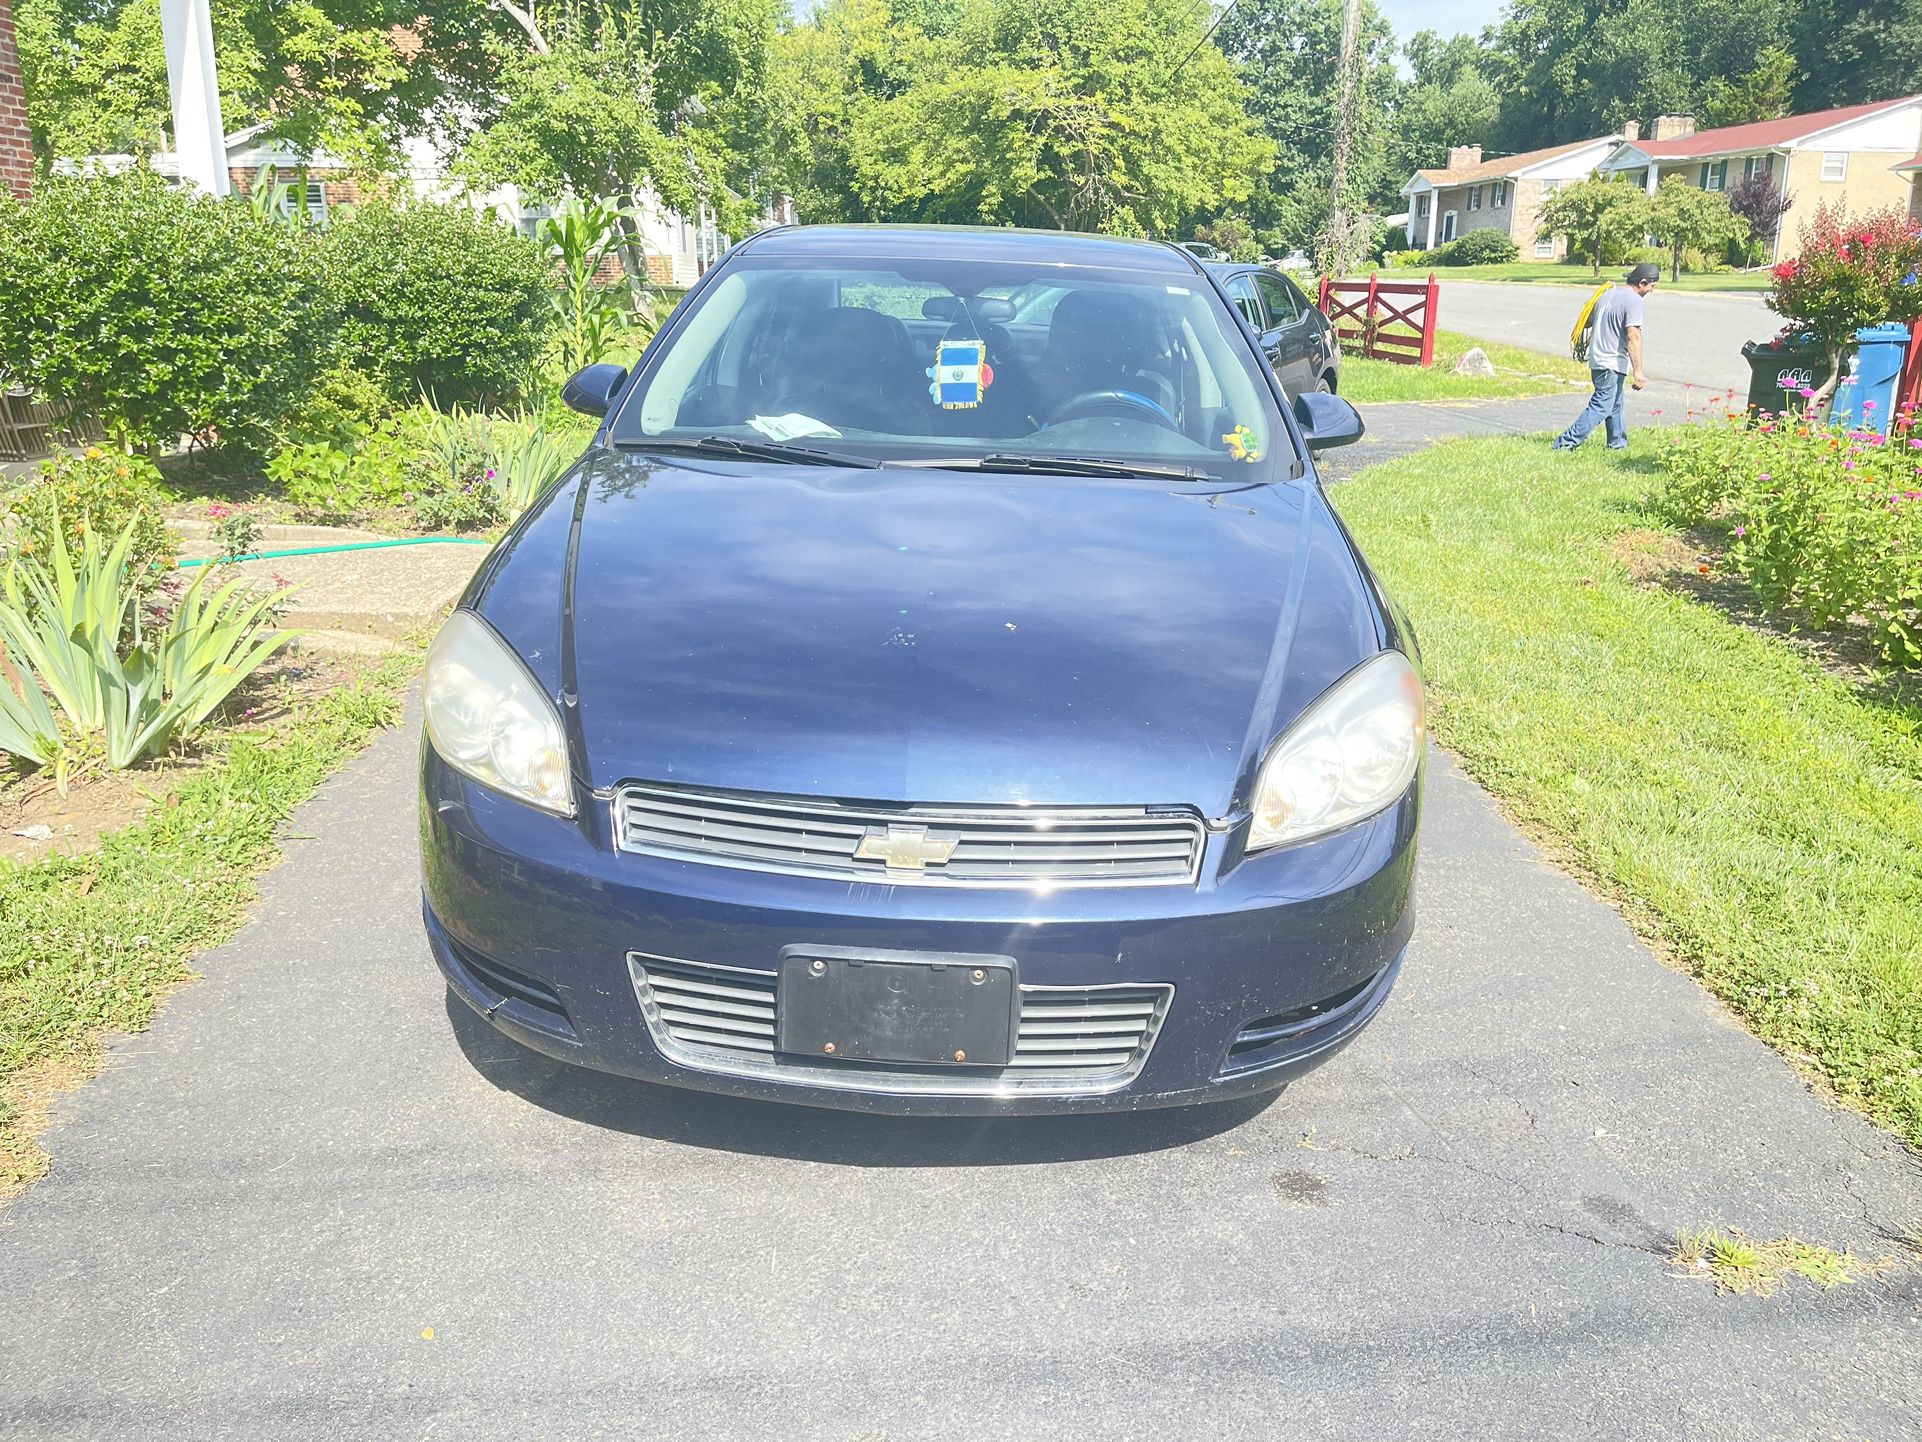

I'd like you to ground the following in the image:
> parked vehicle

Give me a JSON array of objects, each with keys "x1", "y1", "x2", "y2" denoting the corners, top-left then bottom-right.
[
  {"x1": 1179, "y1": 240, "x2": 1229, "y2": 262},
  {"x1": 1210, "y1": 262, "x2": 1342, "y2": 396},
  {"x1": 1272, "y1": 250, "x2": 1314, "y2": 275},
  {"x1": 419, "y1": 224, "x2": 1421, "y2": 1116}
]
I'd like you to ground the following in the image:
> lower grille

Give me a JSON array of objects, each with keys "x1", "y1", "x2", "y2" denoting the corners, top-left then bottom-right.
[
  {"x1": 629, "y1": 953, "x2": 1171, "y2": 1096},
  {"x1": 449, "y1": 938, "x2": 577, "y2": 1038},
  {"x1": 1221, "y1": 966, "x2": 1390, "y2": 1074}
]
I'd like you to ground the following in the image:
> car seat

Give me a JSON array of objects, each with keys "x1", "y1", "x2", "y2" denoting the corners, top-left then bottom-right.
[
  {"x1": 765, "y1": 306, "x2": 924, "y2": 434},
  {"x1": 1032, "y1": 290, "x2": 1180, "y2": 423}
]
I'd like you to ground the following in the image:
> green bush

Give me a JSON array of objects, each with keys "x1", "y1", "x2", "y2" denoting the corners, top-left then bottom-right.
[
  {"x1": 1, "y1": 450, "x2": 176, "y2": 598},
  {"x1": 0, "y1": 172, "x2": 333, "y2": 451},
  {"x1": 1657, "y1": 408, "x2": 1922, "y2": 665},
  {"x1": 266, "y1": 429, "x2": 414, "y2": 525},
  {"x1": 1382, "y1": 248, "x2": 1428, "y2": 269},
  {"x1": 1449, "y1": 229, "x2": 1519, "y2": 265},
  {"x1": 322, "y1": 201, "x2": 555, "y2": 410},
  {"x1": 282, "y1": 361, "x2": 394, "y2": 447},
  {"x1": 1419, "y1": 241, "x2": 1457, "y2": 266}
]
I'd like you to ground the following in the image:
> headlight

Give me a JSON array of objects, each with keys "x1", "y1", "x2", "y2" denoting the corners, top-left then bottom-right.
[
  {"x1": 423, "y1": 611, "x2": 575, "y2": 816},
  {"x1": 1247, "y1": 650, "x2": 1424, "y2": 851}
]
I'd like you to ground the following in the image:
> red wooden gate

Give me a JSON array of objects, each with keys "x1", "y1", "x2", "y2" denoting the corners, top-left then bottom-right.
[
  {"x1": 1896, "y1": 317, "x2": 1922, "y2": 425},
  {"x1": 1316, "y1": 273, "x2": 1441, "y2": 367}
]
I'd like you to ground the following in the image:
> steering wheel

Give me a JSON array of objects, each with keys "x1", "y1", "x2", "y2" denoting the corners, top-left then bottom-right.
[{"x1": 1047, "y1": 388, "x2": 1180, "y2": 431}]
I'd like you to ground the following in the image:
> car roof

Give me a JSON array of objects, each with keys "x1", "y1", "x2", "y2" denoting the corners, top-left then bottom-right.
[{"x1": 737, "y1": 224, "x2": 1204, "y2": 275}]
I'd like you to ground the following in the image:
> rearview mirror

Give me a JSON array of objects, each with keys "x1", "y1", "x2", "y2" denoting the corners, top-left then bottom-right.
[
  {"x1": 1293, "y1": 391, "x2": 1364, "y2": 452},
  {"x1": 562, "y1": 363, "x2": 629, "y2": 418}
]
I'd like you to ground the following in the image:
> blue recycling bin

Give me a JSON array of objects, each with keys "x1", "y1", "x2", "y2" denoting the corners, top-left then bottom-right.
[{"x1": 1830, "y1": 322, "x2": 1912, "y2": 435}]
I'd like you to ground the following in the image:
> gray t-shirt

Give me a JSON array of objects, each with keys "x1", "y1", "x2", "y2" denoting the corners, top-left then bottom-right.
[{"x1": 1589, "y1": 285, "x2": 1645, "y2": 374}]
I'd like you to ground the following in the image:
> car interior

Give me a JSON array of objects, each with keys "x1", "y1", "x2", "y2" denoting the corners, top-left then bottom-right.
[{"x1": 657, "y1": 268, "x2": 1268, "y2": 458}]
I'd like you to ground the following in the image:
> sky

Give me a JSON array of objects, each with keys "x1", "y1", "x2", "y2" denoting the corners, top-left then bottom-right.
[{"x1": 1374, "y1": 0, "x2": 1507, "y2": 45}]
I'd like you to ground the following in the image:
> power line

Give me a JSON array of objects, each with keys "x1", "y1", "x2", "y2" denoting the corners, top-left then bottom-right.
[{"x1": 1168, "y1": 0, "x2": 1254, "y2": 87}]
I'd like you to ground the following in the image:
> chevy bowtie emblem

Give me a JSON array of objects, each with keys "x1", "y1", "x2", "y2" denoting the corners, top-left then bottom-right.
[{"x1": 854, "y1": 824, "x2": 959, "y2": 869}]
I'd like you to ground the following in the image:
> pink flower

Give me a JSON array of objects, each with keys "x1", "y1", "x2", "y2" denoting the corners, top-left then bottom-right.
[
  {"x1": 208, "y1": 502, "x2": 231, "y2": 519},
  {"x1": 1733, "y1": 524, "x2": 1747, "y2": 536}
]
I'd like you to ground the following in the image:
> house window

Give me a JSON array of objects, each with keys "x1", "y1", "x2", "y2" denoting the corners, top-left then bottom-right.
[
  {"x1": 1743, "y1": 154, "x2": 1773, "y2": 181},
  {"x1": 1416, "y1": 193, "x2": 1431, "y2": 218},
  {"x1": 1491, "y1": 181, "x2": 1509, "y2": 208},
  {"x1": 1698, "y1": 160, "x2": 1727, "y2": 191},
  {"x1": 1821, "y1": 152, "x2": 1848, "y2": 181},
  {"x1": 1534, "y1": 239, "x2": 1556, "y2": 258},
  {"x1": 276, "y1": 178, "x2": 327, "y2": 225},
  {"x1": 1540, "y1": 179, "x2": 1560, "y2": 197},
  {"x1": 1468, "y1": 185, "x2": 1483, "y2": 211}
]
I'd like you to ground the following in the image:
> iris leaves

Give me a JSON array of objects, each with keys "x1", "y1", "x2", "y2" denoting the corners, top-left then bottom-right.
[{"x1": 0, "y1": 513, "x2": 299, "y2": 788}]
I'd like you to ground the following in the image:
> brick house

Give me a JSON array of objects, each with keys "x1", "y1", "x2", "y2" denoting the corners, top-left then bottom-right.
[
  {"x1": 1399, "y1": 127, "x2": 1639, "y2": 258},
  {"x1": 1597, "y1": 96, "x2": 1922, "y2": 259},
  {"x1": 0, "y1": 0, "x2": 33, "y2": 199}
]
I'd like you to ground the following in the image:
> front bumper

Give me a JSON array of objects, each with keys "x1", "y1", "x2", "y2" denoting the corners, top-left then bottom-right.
[{"x1": 419, "y1": 746, "x2": 1419, "y2": 1116}]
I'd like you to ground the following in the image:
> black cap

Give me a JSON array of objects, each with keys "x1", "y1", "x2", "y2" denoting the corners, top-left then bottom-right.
[{"x1": 1626, "y1": 263, "x2": 1660, "y2": 284}]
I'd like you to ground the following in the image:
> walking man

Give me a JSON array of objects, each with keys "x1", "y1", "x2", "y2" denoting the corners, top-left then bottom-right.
[{"x1": 1553, "y1": 262, "x2": 1658, "y2": 452}]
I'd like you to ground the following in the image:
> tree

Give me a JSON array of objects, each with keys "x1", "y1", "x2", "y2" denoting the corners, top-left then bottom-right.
[
  {"x1": 771, "y1": 0, "x2": 1273, "y2": 237},
  {"x1": 1725, "y1": 171, "x2": 1793, "y2": 264},
  {"x1": 1389, "y1": 31, "x2": 1500, "y2": 183},
  {"x1": 455, "y1": 0, "x2": 779, "y2": 284},
  {"x1": 1213, "y1": 0, "x2": 1398, "y2": 255},
  {"x1": 1537, "y1": 177, "x2": 1651, "y2": 276},
  {"x1": 1767, "y1": 202, "x2": 1922, "y2": 404},
  {"x1": 14, "y1": 0, "x2": 499, "y2": 162},
  {"x1": 1644, "y1": 174, "x2": 1743, "y2": 281}
]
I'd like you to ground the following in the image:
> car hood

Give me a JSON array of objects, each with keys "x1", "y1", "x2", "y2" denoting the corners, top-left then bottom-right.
[{"x1": 477, "y1": 455, "x2": 1385, "y2": 817}]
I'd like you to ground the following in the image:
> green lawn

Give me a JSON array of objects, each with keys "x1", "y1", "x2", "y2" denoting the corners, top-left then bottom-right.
[
  {"x1": 1339, "y1": 328, "x2": 1590, "y2": 404},
  {"x1": 1384, "y1": 261, "x2": 1770, "y2": 293},
  {"x1": 1332, "y1": 434, "x2": 1922, "y2": 1149},
  {"x1": 0, "y1": 652, "x2": 418, "y2": 1199}
]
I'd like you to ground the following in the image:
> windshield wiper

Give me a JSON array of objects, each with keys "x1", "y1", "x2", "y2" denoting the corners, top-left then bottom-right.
[
  {"x1": 899, "y1": 453, "x2": 1211, "y2": 482},
  {"x1": 613, "y1": 435, "x2": 881, "y2": 468}
]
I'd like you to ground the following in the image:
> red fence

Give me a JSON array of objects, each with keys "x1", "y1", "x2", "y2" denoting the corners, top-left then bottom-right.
[{"x1": 1316, "y1": 273, "x2": 1441, "y2": 367}]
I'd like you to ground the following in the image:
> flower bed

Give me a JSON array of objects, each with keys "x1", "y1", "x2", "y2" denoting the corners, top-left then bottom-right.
[{"x1": 1656, "y1": 401, "x2": 1922, "y2": 665}]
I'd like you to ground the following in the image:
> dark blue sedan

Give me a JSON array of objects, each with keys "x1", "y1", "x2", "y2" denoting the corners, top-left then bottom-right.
[{"x1": 419, "y1": 224, "x2": 1424, "y2": 1115}]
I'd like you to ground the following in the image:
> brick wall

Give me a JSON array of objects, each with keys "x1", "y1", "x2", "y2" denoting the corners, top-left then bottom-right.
[{"x1": 0, "y1": 0, "x2": 34, "y2": 199}]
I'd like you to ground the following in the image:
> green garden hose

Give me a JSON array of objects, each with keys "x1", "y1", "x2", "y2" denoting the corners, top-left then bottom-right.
[{"x1": 176, "y1": 535, "x2": 494, "y2": 569}]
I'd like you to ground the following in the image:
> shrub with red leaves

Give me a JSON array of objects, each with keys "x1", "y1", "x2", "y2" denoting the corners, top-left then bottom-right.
[{"x1": 1767, "y1": 202, "x2": 1922, "y2": 400}]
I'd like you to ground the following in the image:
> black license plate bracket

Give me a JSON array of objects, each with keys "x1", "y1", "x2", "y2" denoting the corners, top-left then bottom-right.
[{"x1": 777, "y1": 946, "x2": 1018, "y2": 1067}]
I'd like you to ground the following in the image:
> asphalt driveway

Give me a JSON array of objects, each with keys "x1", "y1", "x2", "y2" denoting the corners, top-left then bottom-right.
[
  {"x1": 5, "y1": 707, "x2": 1919, "y2": 1440},
  {"x1": 1434, "y1": 279, "x2": 1779, "y2": 393}
]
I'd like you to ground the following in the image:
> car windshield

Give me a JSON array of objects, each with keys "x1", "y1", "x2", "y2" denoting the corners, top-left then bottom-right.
[{"x1": 609, "y1": 255, "x2": 1289, "y2": 479}]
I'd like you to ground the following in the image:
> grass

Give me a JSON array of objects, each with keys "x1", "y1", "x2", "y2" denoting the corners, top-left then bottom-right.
[
  {"x1": 1377, "y1": 262, "x2": 1771, "y2": 293},
  {"x1": 1672, "y1": 1228, "x2": 1885, "y2": 1296},
  {"x1": 0, "y1": 649, "x2": 420, "y2": 1199},
  {"x1": 1339, "y1": 328, "x2": 1590, "y2": 404},
  {"x1": 1331, "y1": 434, "x2": 1922, "y2": 1149}
]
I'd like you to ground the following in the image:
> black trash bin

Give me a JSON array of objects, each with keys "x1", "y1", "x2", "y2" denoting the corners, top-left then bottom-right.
[{"x1": 1741, "y1": 336, "x2": 1832, "y2": 413}]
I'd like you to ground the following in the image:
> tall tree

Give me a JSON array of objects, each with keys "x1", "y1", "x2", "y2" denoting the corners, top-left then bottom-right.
[
  {"x1": 770, "y1": 0, "x2": 1273, "y2": 237},
  {"x1": 13, "y1": 0, "x2": 498, "y2": 161},
  {"x1": 1644, "y1": 173, "x2": 1742, "y2": 280},
  {"x1": 1213, "y1": 0, "x2": 1398, "y2": 254},
  {"x1": 1389, "y1": 30, "x2": 1501, "y2": 182}
]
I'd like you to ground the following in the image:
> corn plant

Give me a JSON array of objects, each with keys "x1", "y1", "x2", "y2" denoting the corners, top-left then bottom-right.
[
  {"x1": 0, "y1": 513, "x2": 299, "y2": 786},
  {"x1": 538, "y1": 197, "x2": 637, "y2": 373}
]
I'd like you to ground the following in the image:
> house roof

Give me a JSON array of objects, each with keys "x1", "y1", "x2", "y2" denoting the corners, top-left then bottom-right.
[
  {"x1": 1895, "y1": 154, "x2": 1922, "y2": 173},
  {"x1": 1406, "y1": 137, "x2": 1611, "y2": 191},
  {"x1": 1628, "y1": 95, "x2": 1922, "y2": 160}
]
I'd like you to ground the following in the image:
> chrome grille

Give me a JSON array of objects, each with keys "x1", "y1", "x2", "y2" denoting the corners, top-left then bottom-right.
[
  {"x1": 614, "y1": 785, "x2": 1204, "y2": 888},
  {"x1": 629, "y1": 953, "x2": 1172, "y2": 1097}
]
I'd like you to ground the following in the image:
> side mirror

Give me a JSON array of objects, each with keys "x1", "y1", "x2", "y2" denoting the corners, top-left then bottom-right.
[
  {"x1": 562, "y1": 363, "x2": 629, "y2": 418},
  {"x1": 1293, "y1": 391, "x2": 1364, "y2": 452}
]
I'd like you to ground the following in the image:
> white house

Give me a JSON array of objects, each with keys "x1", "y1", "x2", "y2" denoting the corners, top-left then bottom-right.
[{"x1": 1400, "y1": 127, "x2": 1640, "y2": 258}]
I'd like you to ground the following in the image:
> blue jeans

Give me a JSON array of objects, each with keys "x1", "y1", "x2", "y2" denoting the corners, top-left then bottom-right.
[{"x1": 1555, "y1": 368, "x2": 1628, "y2": 450}]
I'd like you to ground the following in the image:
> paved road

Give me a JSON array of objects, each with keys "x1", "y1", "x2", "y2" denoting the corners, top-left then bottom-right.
[
  {"x1": 1435, "y1": 279, "x2": 1779, "y2": 394},
  {"x1": 5, "y1": 705, "x2": 1919, "y2": 1439}
]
